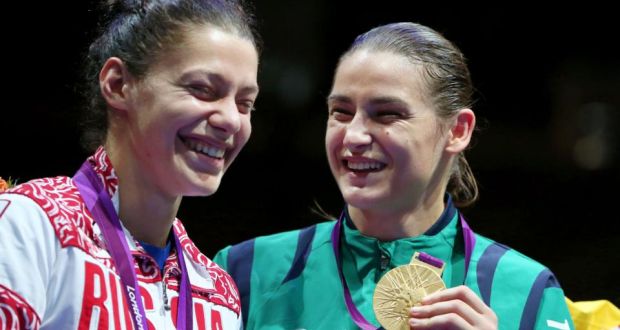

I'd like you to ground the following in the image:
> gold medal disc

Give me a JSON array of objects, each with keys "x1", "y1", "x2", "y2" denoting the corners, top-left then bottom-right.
[{"x1": 373, "y1": 263, "x2": 446, "y2": 330}]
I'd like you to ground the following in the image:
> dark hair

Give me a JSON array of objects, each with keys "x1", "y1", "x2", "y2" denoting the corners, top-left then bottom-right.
[
  {"x1": 342, "y1": 22, "x2": 478, "y2": 207},
  {"x1": 80, "y1": 0, "x2": 260, "y2": 151}
]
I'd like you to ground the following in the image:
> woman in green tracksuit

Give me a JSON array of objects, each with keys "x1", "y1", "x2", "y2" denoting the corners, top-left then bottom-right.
[{"x1": 215, "y1": 22, "x2": 574, "y2": 330}]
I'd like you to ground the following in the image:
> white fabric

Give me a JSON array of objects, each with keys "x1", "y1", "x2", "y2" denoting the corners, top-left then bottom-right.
[{"x1": 0, "y1": 180, "x2": 241, "y2": 330}]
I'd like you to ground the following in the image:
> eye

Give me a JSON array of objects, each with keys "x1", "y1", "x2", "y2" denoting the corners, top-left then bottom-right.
[
  {"x1": 329, "y1": 107, "x2": 354, "y2": 122},
  {"x1": 237, "y1": 100, "x2": 256, "y2": 114},
  {"x1": 186, "y1": 83, "x2": 216, "y2": 100},
  {"x1": 379, "y1": 111, "x2": 401, "y2": 118},
  {"x1": 375, "y1": 109, "x2": 406, "y2": 122}
]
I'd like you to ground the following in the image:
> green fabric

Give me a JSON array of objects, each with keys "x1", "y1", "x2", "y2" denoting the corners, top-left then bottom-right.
[
  {"x1": 339, "y1": 211, "x2": 461, "y2": 326},
  {"x1": 537, "y1": 287, "x2": 575, "y2": 329},
  {"x1": 214, "y1": 211, "x2": 574, "y2": 330}
]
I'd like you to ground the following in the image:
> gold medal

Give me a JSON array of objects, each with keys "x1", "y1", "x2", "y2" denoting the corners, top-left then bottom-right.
[{"x1": 373, "y1": 252, "x2": 446, "y2": 330}]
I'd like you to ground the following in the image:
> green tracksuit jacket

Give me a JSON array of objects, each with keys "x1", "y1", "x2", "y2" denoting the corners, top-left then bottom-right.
[{"x1": 215, "y1": 198, "x2": 573, "y2": 330}]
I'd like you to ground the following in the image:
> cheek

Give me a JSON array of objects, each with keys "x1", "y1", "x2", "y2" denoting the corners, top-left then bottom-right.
[
  {"x1": 240, "y1": 115, "x2": 252, "y2": 140},
  {"x1": 325, "y1": 131, "x2": 345, "y2": 176},
  {"x1": 325, "y1": 122, "x2": 344, "y2": 146},
  {"x1": 325, "y1": 129, "x2": 340, "y2": 156}
]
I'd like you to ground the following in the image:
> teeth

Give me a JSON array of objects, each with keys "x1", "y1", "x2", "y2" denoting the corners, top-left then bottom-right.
[
  {"x1": 347, "y1": 161, "x2": 384, "y2": 170},
  {"x1": 184, "y1": 139, "x2": 225, "y2": 159}
]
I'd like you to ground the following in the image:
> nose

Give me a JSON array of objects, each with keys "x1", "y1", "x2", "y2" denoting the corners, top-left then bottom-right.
[
  {"x1": 207, "y1": 97, "x2": 242, "y2": 137},
  {"x1": 343, "y1": 113, "x2": 372, "y2": 153}
]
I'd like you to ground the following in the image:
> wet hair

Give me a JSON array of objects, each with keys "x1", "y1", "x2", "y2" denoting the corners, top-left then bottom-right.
[
  {"x1": 341, "y1": 22, "x2": 478, "y2": 207},
  {"x1": 80, "y1": 0, "x2": 260, "y2": 151}
]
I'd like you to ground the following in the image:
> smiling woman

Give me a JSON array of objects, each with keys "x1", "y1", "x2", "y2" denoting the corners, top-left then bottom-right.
[
  {"x1": 326, "y1": 50, "x2": 463, "y2": 238},
  {"x1": 215, "y1": 22, "x2": 574, "y2": 330},
  {"x1": 103, "y1": 26, "x2": 258, "y2": 200},
  {"x1": 0, "y1": 0, "x2": 259, "y2": 329}
]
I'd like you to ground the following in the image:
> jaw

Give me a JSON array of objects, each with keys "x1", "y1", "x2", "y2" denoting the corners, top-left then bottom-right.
[
  {"x1": 336, "y1": 169, "x2": 387, "y2": 207},
  {"x1": 187, "y1": 170, "x2": 224, "y2": 196}
]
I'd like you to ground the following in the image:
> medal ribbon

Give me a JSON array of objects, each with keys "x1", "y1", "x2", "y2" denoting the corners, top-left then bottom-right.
[
  {"x1": 330, "y1": 211, "x2": 476, "y2": 329},
  {"x1": 74, "y1": 161, "x2": 193, "y2": 330}
]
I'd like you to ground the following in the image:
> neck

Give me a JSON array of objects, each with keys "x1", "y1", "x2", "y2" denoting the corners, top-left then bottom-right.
[
  {"x1": 118, "y1": 183, "x2": 180, "y2": 247},
  {"x1": 105, "y1": 141, "x2": 181, "y2": 247},
  {"x1": 347, "y1": 193, "x2": 446, "y2": 241}
]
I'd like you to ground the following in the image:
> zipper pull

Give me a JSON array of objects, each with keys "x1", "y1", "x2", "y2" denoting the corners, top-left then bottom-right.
[
  {"x1": 162, "y1": 279, "x2": 171, "y2": 311},
  {"x1": 380, "y1": 252, "x2": 390, "y2": 271}
]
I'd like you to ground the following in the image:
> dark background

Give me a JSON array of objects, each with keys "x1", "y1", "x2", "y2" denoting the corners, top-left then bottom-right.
[{"x1": 2, "y1": 2, "x2": 618, "y2": 305}]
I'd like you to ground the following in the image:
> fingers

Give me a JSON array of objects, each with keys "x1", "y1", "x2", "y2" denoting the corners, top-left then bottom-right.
[
  {"x1": 408, "y1": 286, "x2": 498, "y2": 330},
  {"x1": 409, "y1": 312, "x2": 472, "y2": 329},
  {"x1": 423, "y1": 286, "x2": 493, "y2": 315},
  {"x1": 410, "y1": 299, "x2": 478, "y2": 327}
]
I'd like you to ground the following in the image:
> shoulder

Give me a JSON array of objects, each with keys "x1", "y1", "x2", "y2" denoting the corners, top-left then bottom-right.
[
  {"x1": 1, "y1": 187, "x2": 48, "y2": 220},
  {"x1": 214, "y1": 221, "x2": 336, "y2": 289},
  {"x1": 3, "y1": 176, "x2": 81, "y2": 221},
  {"x1": 7, "y1": 176, "x2": 75, "y2": 199},
  {"x1": 218, "y1": 221, "x2": 336, "y2": 268},
  {"x1": 257, "y1": 221, "x2": 334, "y2": 248},
  {"x1": 0, "y1": 187, "x2": 58, "y2": 252},
  {"x1": 1, "y1": 177, "x2": 78, "y2": 238},
  {"x1": 471, "y1": 236, "x2": 572, "y2": 328},
  {"x1": 2, "y1": 177, "x2": 96, "y2": 251},
  {"x1": 212, "y1": 221, "x2": 336, "y2": 323},
  {"x1": 473, "y1": 234, "x2": 553, "y2": 280},
  {"x1": 0, "y1": 181, "x2": 75, "y2": 326},
  {"x1": 471, "y1": 234, "x2": 564, "y2": 305}
]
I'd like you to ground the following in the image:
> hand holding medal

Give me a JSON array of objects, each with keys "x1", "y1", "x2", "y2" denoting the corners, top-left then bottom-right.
[{"x1": 373, "y1": 252, "x2": 446, "y2": 330}]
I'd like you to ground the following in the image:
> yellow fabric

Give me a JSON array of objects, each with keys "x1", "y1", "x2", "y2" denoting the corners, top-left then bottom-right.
[{"x1": 567, "y1": 298, "x2": 620, "y2": 330}]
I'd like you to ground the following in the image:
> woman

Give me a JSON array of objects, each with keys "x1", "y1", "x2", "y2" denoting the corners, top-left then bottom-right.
[
  {"x1": 215, "y1": 22, "x2": 573, "y2": 329},
  {"x1": 0, "y1": 0, "x2": 259, "y2": 328}
]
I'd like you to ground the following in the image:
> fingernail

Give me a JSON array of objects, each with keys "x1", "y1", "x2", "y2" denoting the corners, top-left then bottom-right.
[
  {"x1": 410, "y1": 306, "x2": 422, "y2": 314},
  {"x1": 409, "y1": 318, "x2": 423, "y2": 326}
]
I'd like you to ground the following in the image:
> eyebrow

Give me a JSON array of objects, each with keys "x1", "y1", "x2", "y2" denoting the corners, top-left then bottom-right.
[
  {"x1": 181, "y1": 70, "x2": 259, "y2": 95},
  {"x1": 326, "y1": 94, "x2": 351, "y2": 104},
  {"x1": 327, "y1": 94, "x2": 407, "y2": 107}
]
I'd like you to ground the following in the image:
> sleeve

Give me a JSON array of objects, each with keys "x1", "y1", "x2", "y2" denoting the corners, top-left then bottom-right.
[
  {"x1": 0, "y1": 194, "x2": 58, "y2": 329},
  {"x1": 534, "y1": 286, "x2": 575, "y2": 329},
  {"x1": 520, "y1": 268, "x2": 575, "y2": 330}
]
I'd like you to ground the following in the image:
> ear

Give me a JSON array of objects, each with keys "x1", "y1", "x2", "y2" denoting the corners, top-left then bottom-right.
[
  {"x1": 445, "y1": 108, "x2": 476, "y2": 154},
  {"x1": 99, "y1": 57, "x2": 133, "y2": 112}
]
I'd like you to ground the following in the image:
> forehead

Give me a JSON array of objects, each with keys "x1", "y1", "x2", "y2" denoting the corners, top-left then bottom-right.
[
  {"x1": 146, "y1": 24, "x2": 259, "y2": 83},
  {"x1": 331, "y1": 49, "x2": 431, "y2": 105}
]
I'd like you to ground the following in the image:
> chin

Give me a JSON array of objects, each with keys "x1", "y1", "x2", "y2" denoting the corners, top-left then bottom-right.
[
  {"x1": 183, "y1": 187, "x2": 217, "y2": 197},
  {"x1": 345, "y1": 198, "x2": 378, "y2": 211},
  {"x1": 341, "y1": 189, "x2": 384, "y2": 210},
  {"x1": 185, "y1": 175, "x2": 222, "y2": 197}
]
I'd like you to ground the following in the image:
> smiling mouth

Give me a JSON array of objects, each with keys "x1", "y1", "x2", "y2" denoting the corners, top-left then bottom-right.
[
  {"x1": 180, "y1": 136, "x2": 226, "y2": 159},
  {"x1": 344, "y1": 160, "x2": 386, "y2": 173}
]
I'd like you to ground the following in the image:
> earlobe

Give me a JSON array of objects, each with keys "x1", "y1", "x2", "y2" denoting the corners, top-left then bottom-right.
[
  {"x1": 99, "y1": 57, "x2": 132, "y2": 111},
  {"x1": 445, "y1": 109, "x2": 476, "y2": 154}
]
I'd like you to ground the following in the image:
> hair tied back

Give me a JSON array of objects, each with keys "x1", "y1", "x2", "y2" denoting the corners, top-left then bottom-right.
[{"x1": 105, "y1": 0, "x2": 145, "y2": 16}]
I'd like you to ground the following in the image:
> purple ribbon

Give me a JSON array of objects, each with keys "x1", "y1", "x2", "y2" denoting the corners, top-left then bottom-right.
[
  {"x1": 74, "y1": 161, "x2": 193, "y2": 330},
  {"x1": 418, "y1": 252, "x2": 444, "y2": 269},
  {"x1": 330, "y1": 212, "x2": 476, "y2": 329}
]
